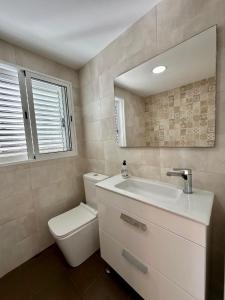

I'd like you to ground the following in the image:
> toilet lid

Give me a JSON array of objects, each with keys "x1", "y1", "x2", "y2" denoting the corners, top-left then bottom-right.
[{"x1": 48, "y1": 203, "x2": 97, "y2": 238}]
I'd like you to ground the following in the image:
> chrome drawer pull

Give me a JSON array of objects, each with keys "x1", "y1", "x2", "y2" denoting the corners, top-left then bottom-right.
[
  {"x1": 122, "y1": 249, "x2": 148, "y2": 274},
  {"x1": 120, "y1": 213, "x2": 147, "y2": 231}
]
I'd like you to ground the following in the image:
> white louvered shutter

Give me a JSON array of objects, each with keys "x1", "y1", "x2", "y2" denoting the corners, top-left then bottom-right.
[
  {"x1": 0, "y1": 64, "x2": 27, "y2": 160},
  {"x1": 31, "y1": 78, "x2": 71, "y2": 154}
]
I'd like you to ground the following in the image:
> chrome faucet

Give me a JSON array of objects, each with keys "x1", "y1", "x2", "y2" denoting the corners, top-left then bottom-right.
[{"x1": 166, "y1": 168, "x2": 192, "y2": 194}]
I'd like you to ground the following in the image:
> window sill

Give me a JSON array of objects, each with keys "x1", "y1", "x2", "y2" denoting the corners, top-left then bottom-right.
[{"x1": 0, "y1": 150, "x2": 78, "y2": 169}]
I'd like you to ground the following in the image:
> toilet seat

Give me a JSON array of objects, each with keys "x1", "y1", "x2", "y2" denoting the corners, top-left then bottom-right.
[
  {"x1": 47, "y1": 172, "x2": 108, "y2": 267},
  {"x1": 48, "y1": 203, "x2": 98, "y2": 239}
]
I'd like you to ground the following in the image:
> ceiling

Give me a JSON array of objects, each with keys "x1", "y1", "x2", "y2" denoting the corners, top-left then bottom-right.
[
  {"x1": 0, "y1": 0, "x2": 161, "y2": 69},
  {"x1": 115, "y1": 26, "x2": 216, "y2": 97}
]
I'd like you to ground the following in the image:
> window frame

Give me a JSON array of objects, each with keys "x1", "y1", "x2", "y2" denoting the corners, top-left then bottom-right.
[
  {"x1": 0, "y1": 63, "x2": 28, "y2": 164},
  {"x1": 115, "y1": 96, "x2": 127, "y2": 147},
  {"x1": 0, "y1": 60, "x2": 77, "y2": 166}
]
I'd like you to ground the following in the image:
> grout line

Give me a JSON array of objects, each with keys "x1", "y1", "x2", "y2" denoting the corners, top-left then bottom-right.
[{"x1": 80, "y1": 276, "x2": 100, "y2": 297}]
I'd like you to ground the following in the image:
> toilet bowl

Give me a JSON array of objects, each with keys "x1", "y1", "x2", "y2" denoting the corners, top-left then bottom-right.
[{"x1": 48, "y1": 172, "x2": 109, "y2": 267}]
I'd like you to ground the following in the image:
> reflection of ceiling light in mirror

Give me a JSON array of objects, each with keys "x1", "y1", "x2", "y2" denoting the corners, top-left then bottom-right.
[{"x1": 152, "y1": 65, "x2": 167, "y2": 74}]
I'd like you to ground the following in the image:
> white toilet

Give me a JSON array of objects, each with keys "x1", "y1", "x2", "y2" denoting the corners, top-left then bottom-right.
[{"x1": 48, "y1": 172, "x2": 109, "y2": 267}]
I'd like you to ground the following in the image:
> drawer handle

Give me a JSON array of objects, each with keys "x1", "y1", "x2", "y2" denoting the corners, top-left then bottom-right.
[
  {"x1": 120, "y1": 213, "x2": 147, "y2": 231},
  {"x1": 122, "y1": 249, "x2": 148, "y2": 274}
]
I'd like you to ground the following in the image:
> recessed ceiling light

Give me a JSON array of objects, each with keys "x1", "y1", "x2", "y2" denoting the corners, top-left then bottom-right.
[{"x1": 152, "y1": 65, "x2": 167, "y2": 74}]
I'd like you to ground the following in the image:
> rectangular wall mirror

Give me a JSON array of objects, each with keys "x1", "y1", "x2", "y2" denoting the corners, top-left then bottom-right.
[{"x1": 114, "y1": 26, "x2": 216, "y2": 148}]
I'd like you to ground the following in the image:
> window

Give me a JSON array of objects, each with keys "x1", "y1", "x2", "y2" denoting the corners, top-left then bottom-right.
[
  {"x1": 0, "y1": 64, "x2": 28, "y2": 162},
  {"x1": 0, "y1": 63, "x2": 76, "y2": 164},
  {"x1": 114, "y1": 97, "x2": 126, "y2": 147}
]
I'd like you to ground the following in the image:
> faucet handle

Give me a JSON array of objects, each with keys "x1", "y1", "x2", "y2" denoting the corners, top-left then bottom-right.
[{"x1": 173, "y1": 168, "x2": 192, "y2": 174}]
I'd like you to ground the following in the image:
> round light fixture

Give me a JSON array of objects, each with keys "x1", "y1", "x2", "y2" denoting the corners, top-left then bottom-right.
[{"x1": 152, "y1": 65, "x2": 167, "y2": 74}]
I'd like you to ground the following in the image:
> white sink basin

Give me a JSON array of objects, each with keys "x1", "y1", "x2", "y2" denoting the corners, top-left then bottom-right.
[
  {"x1": 96, "y1": 174, "x2": 214, "y2": 225},
  {"x1": 115, "y1": 178, "x2": 181, "y2": 202}
]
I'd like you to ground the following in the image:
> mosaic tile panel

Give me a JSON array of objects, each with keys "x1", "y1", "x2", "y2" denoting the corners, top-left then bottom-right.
[{"x1": 145, "y1": 77, "x2": 216, "y2": 147}]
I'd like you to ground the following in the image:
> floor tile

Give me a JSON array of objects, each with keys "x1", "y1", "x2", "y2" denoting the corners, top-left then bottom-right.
[
  {"x1": 20, "y1": 245, "x2": 68, "y2": 294},
  {"x1": 68, "y1": 252, "x2": 107, "y2": 294},
  {"x1": 0, "y1": 266, "x2": 33, "y2": 300},
  {"x1": 31, "y1": 276, "x2": 82, "y2": 300},
  {"x1": 83, "y1": 268, "x2": 142, "y2": 300},
  {"x1": 0, "y1": 244, "x2": 143, "y2": 300}
]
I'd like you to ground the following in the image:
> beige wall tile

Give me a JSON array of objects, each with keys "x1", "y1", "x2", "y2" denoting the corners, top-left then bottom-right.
[
  {"x1": 56, "y1": 64, "x2": 79, "y2": 88},
  {"x1": 11, "y1": 168, "x2": 31, "y2": 195},
  {"x1": 122, "y1": 7, "x2": 157, "y2": 59},
  {"x1": 104, "y1": 160, "x2": 121, "y2": 176},
  {"x1": 15, "y1": 47, "x2": 58, "y2": 77},
  {"x1": 101, "y1": 118, "x2": 115, "y2": 141},
  {"x1": 0, "y1": 172, "x2": 14, "y2": 200},
  {"x1": 156, "y1": 0, "x2": 224, "y2": 52},
  {"x1": 129, "y1": 164, "x2": 161, "y2": 181},
  {"x1": 72, "y1": 87, "x2": 80, "y2": 107},
  {"x1": 79, "y1": 0, "x2": 225, "y2": 294},
  {"x1": 0, "y1": 191, "x2": 34, "y2": 226},
  {"x1": 0, "y1": 39, "x2": 16, "y2": 64},
  {"x1": 85, "y1": 141, "x2": 104, "y2": 160},
  {"x1": 63, "y1": 177, "x2": 85, "y2": 209},
  {"x1": 119, "y1": 148, "x2": 142, "y2": 164},
  {"x1": 17, "y1": 234, "x2": 40, "y2": 264},
  {"x1": 104, "y1": 140, "x2": 120, "y2": 163},
  {"x1": 30, "y1": 160, "x2": 65, "y2": 189},
  {"x1": 80, "y1": 79, "x2": 100, "y2": 106},
  {"x1": 98, "y1": 39, "x2": 126, "y2": 75},
  {"x1": 99, "y1": 71, "x2": 114, "y2": 99},
  {"x1": 0, "y1": 168, "x2": 31, "y2": 201},
  {"x1": 0, "y1": 220, "x2": 24, "y2": 274},
  {"x1": 33, "y1": 180, "x2": 72, "y2": 211},
  {"x1": 82, "y1": 100, "x2": 101, "y2": 122},
  {"x1": 139, "y1": 148, "x2": 160, "y2": 167},
  {"x1": 80, "y1": 57, "x2": 101, "y2": 85},
  {"x1": 206, "y1": 134, "x2": 225, "y2": 175},
  {"x1": 100, "y1": 95, "x2": 115, "y2": 119},
  {"x1": 79, "y1": 64, "x2": 91, "y2": 86},
  {"x1": 83, "y1": 121, "x2": 102, "y2": 142},
  {"x1": 63, "y1": 157, "x2": 86, "y2": 179},
  {"x1": 86, "y1": 159, "x2": 105, "y2": 174},
  {"x1": 159, "y1": 148, "x2": 208, "y2": 172},
  {"x1": 216, "y1": 91, "x2": 225, "y2": 134},
  {"x1": 16, "y1": 212, "x2": 37, "y2": 242},
  {"x1": 0, "y1": 39, "x2": 85, "y2": 277},
  {"x1": 35, "y1": 202, "x2": 64, "y2": 250},
  {"x1": 217, "y1": 27, "x2": 225, "y2": 93},
  {"x1": 217, "y1": 71, "x2": 225, "y2": 94}
]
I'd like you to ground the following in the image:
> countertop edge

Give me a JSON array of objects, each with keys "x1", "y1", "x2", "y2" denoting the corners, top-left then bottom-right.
[{"x1": 96, "y1": 175, "x2": 214, "y2": 226}]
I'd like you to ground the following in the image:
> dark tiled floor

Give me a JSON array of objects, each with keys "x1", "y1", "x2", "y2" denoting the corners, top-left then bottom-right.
[{"x1": 0, "y1": 244, "x2": 143, "y2": 300}]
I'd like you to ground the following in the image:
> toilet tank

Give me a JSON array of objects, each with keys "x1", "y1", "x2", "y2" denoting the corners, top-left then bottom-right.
[{"x1": 83, "y1": 172, "x2": 109, "y2": 210}]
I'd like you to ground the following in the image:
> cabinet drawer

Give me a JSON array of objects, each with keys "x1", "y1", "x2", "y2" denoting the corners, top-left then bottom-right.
[
  {"x1": 100, "y1": 230, "x2": 194, "y2": 300},
  {"x1": 97, "y1": 187, "x2": 207, "y2": 246},
  {"x1": 99, "y1": 201, "x2": 206, "y2": 299}
]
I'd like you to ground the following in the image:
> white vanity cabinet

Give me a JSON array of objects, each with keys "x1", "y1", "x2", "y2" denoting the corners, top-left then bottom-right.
[{"x1": 96, "y1": 178, "x2": 213, "y2": 300}]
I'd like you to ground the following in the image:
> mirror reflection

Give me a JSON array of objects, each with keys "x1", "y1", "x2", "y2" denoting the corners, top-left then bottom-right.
[{"x1": 114, "y1": 26, "x2": 216, "y2": 148}]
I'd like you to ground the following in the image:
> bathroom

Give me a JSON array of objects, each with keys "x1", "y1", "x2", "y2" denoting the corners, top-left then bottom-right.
[{"x1": 0, "y1": 0, "x2": 224, "y2": 299}]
